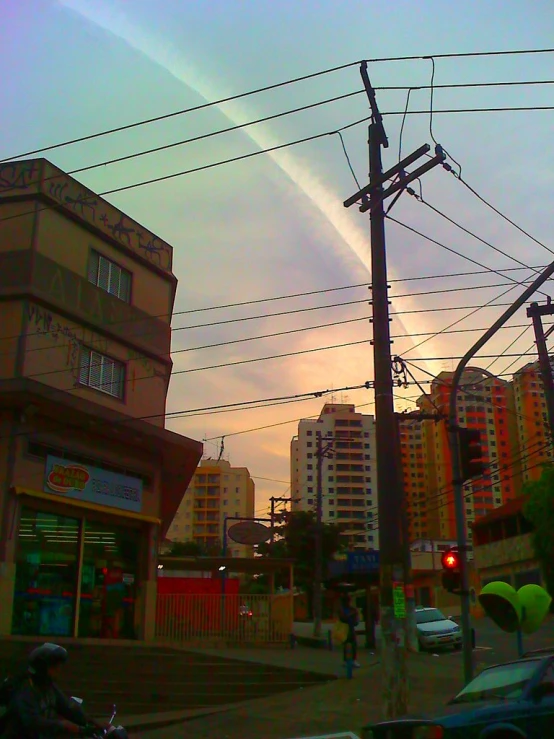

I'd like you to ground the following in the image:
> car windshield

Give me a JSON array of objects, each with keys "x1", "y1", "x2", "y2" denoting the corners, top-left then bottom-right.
[
  {"x1": 451, "y1": 660, "x2": 541, "y2": 704},
  {"x1": 415, "y1": 609, "x2": 448, "y2": 624}
]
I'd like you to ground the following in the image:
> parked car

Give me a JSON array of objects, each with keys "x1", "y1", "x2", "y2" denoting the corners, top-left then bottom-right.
[
  {"x1": 362, "y1": 650, "x2": 554, "y2": 738},
  {"x1": 415, "y1": 606, "x2": 462, "y2": 651}
]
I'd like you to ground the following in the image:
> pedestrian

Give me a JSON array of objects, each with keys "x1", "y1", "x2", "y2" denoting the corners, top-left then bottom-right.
[{"x1": 338, "y1": 594, "x2": 361, "y2": 668}]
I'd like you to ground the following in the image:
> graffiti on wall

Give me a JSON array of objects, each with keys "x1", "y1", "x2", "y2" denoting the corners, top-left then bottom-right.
[
  {"x1": 33, "y1": 252, "x2": 170, "y2": 358},
  {"x1": 0, "y1": 161, "x2": 42, "y2": 192},
  {"x1": 26, "y1": 302, "x2": 168, "y2": 392},
  {"x1": 0, "y1": 161, "x2": 173, "y2": 272},
  {"x1": 27, "y1": 303, "x2": 82, "y2": 387}
]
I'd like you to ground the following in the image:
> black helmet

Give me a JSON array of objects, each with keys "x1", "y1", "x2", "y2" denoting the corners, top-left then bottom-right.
[{"x1": 28, "y1": 643, "x2": 68, "y2": 677}]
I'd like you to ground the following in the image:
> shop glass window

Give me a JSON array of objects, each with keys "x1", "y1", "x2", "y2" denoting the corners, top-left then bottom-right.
[{"x1": 12, "y1": 508, "x2": 80, "y2": 637}]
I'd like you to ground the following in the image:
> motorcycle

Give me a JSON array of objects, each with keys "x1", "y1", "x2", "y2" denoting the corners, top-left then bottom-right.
[{"x1": 70, "y1": 697, "x2": 128, "y2": 739}]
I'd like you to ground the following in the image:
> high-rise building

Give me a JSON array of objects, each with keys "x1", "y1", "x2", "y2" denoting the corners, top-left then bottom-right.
[
  {"x1": 398, "y1": 412, "x2": 440, "y2": 542},
  {"x1": 290, "y1": 403, "x2": 377, "y2": 550},
  {"x1": 0, "y1": 158, "x2": 202, "y2": 639},
  {"x1": 511, "y1": 360, "x2": 554, "y2": 484},
  {"x1": 166, "y1": 459, "x2": 255, "y2": 557},
  {"x1": 417, "y1": 367, "x2": 521, "y2": 544}
]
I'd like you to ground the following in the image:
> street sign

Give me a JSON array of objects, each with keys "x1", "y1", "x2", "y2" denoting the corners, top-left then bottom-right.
[
  {"x1": 393, "y1": 582, "x2": 407, "y2": 618},
  {"x1": 346, "y1": 550, "x2": 380, "y2": 573},
  {"x1": 228, "y1": 521, "x2": 271, "y2": 545}
]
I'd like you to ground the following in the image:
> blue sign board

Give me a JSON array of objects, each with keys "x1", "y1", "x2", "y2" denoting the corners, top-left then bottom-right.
[
  {"x1": 346, "y1": 550, "x2": 380, "y2": 573},
  {"x1": 44, "y1": 455, "x2": 143, "y2": 513}
]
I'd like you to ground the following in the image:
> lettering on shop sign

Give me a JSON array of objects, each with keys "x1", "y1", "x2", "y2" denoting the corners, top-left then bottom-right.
[{"x1": 44, "y1": 455, "x2": 143, "y2": 513}]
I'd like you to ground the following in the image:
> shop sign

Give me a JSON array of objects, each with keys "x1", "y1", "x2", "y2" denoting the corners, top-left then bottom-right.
[{"x1": 44, "y1": 455, "x2": 143, "y2": 513}]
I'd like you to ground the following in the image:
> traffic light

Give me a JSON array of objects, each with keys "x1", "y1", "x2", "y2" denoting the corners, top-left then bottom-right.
[
  {"x1": 441, "y1": 547, "x2": 461, "y2": 594},
  {"x1": 458, "y1": 427, "x2": 485, "y2": 481}
]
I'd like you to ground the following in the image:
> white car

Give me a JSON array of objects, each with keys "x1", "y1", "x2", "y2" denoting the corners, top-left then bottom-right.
[{"x1": 415, "y1": 606, "x2": 462, "y2": 651}]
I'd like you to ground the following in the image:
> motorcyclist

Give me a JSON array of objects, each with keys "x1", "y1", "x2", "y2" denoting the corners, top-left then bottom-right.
[{"x1": 2, "y1": 643, "x2": 100, "y2": 738}]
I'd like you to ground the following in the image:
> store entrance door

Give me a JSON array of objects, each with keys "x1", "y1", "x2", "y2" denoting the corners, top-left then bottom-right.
[{"x1": 77, "y1": 519, "x2": 141, "y2": 639}]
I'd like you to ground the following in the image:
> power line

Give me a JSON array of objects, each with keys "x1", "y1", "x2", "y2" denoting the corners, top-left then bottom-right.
[
  {"x1": 1, "y1": 88, "x2": 369, "y2": 199},
  {"x1": 2, "y1": 103, "x2": 554, "y2": 228},
  {"x1": 400, "y1": 282, "x2": 522, "y2": 358},
  {"x1": 8, "y1": 277, "x2": 545, "y2": 363},
  {"x1": 387, "y1": 216, "x2": 553, "y2": 292},
  {"x1": 0, "y1": 60, "x2": 362, "y2": 163},
  {"x1": 7, "y1": 271, "x2": 547, "y2": 353},
  {"x1": 0, "y1": 114, "x2": 375, "y2": 228},
  {"x1": 484, "y1": 325, "x2": 531, "y2": 373},
  {"x1": 12, "y1": 287, "x2": 548, "y2": 395},
  {"x1": 400, "y1": 356, "x2": 546, "y2": 428},
  {"x1": 3, "y1": 263, "x2": 547, "y2": 347},
  {"x1": 454, "y1": 174, "x2": 554, "y2": 257},
  {"x1": 415, "y1": 194, "x2": 553, "y2": 289},
  {"x1": 5, "y1": 78, "x2": 553, "y2": 201},
  {"x1": 2, "y1": 43, "x2": 552, "y2": 163},
  {"x1": 403, "y1": 351, "x2": 538, "y2": 363},
  {"x1": 0, "y1": 381, "x2": 373, "y2": 443}
]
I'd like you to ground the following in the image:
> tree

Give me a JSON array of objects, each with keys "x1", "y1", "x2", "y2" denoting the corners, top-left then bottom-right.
[
  {"x1": 523, "y1": 465, "x2": 554, "y2": 596},
  {"x1": 257, "y1": 510, "x2": 345, "y2": 609},
  {"x1": 167, "y1": 540, "x2": 205, "y2": 556}
]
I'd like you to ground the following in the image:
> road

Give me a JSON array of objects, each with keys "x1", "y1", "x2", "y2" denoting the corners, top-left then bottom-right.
[
  {"x1": 434, "y1": 616, "x2": 554, "y2": 668},
  {"x1": 294, "y1": 617, "x2": 554, "y2": 668}
]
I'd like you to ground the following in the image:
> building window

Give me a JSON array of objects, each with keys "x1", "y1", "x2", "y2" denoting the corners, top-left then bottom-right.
[
  {"x1": 79, "y1": 348, "x2": 125, "y2": 398},
  {"x1": 88, "y1": 250, "x2": 131, "y2": 303}
]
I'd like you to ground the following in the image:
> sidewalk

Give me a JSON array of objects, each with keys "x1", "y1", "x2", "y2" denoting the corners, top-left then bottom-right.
[
  {"x1": 179, "y1": 644, "x2": 375, "y2": 677},
  {"x1": 136, "y1": 654, "x2": 462, "y2": 739}
]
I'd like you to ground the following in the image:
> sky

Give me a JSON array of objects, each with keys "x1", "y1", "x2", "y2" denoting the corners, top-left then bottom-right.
[{"x1": 2, "y1": 0, "x2": 554, "y2": 517}]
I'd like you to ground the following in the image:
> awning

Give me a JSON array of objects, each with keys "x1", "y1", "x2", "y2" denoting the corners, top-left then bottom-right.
[{"x1": 13, "y1": 487, "x2": 161, "y2": 525}]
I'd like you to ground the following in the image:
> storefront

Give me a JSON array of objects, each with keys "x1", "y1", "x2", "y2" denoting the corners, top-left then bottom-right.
[{"x1": 8, "y1": 452, "x2": 160, "y2": 640}]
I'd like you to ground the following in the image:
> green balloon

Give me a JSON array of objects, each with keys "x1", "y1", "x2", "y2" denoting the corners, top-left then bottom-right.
[
  {"x1": 479, "y1": 581, "x2": 522, "y2": 633},
  {"x1": 518, "y1": 584, "x2": 552, "y2": 635}
]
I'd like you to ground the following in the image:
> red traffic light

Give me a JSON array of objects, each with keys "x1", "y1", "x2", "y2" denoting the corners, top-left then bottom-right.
[{"x1": 441, "y1": 549, "x2": 460, "y2": 570}]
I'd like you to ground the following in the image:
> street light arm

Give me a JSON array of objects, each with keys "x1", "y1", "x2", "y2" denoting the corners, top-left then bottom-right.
[
  {"x1": 448, "y1": 257, "x2": 554, "y2": 686},
  {"x1": 449, "y1": 260, "x2": 554, "y2": 424}
]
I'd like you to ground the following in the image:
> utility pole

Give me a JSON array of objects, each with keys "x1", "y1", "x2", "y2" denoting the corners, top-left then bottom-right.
[
  {"x1": 449, "y1": 262, "x2": 554, "y2": 686},
  {"x1": 344, "y1": 62, "x2": 446, "y2": 719},
  {"x1": 314, "y1": 434, "x2": 333, "y2": 638},
  {"x1": 270, "y1": 496, "x2": 299, "y2": 545},
  {"x1": 528, "y1": 301, "x2": 554, "y2": 444}
]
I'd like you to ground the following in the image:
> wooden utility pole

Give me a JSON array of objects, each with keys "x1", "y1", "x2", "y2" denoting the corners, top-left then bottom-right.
[
  {"x1": 344, "y1": 62, "x2": 445, "y2": 719},
  {"x1": 528, "y1": 301, "x2": 554, "y2": 444}
]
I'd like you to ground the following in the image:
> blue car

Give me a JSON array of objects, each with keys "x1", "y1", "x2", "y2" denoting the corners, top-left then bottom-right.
[{"x1": 362, "y1": 649, "x2": 554, "y2": 738}]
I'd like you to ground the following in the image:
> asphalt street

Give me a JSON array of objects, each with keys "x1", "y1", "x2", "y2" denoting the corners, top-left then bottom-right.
[{"x1": 423, "y1": 617, "x2": 554, "y2": 667}]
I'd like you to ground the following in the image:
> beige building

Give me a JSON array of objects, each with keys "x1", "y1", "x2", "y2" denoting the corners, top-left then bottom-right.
[
  {"x1": 166, "y1": 459, "x2": 255, "y2": 557},
  {"x1": 290, "y1": 403, "x2": 377, "y2": 550},
  {"x1": 0, "y1": 158, "x2": 202, "y2": 640}
]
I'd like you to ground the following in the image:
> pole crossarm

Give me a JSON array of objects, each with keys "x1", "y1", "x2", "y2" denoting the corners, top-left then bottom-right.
[{"x1": 343, "y1": 144, "x2": 430, "y2": 207}]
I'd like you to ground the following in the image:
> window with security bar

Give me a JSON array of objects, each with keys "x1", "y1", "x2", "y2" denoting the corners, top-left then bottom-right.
[
  {"x1": 88, "y1": 249, "x2": 132, "y2": 302},
  {"x1": 79, "y1": 348, "x2": 125, "y2": 399}
]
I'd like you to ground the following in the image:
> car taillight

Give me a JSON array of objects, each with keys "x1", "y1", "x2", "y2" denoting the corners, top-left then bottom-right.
[{"x1": 413, "y1": 726, "x2": 444, "y2": 739}]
